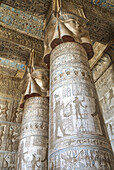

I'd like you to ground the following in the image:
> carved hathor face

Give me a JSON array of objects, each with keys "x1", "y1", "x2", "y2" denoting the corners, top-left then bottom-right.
[{"x1": 32, "y1": 69, "x2": 49, "y2": 91}]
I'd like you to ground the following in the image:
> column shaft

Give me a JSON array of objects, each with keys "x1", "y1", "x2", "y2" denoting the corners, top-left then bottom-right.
[
  {"x1": 17, "y1": 97, "x2": 49, "y2": 170},
  {"x1": 49, "y1": 42, "x2": 113, "y2": 169}
]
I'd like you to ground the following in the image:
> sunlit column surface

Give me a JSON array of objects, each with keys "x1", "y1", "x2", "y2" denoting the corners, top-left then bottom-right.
[{"x1": 48, "y1": 42, "x2": 113, "y2": 169}]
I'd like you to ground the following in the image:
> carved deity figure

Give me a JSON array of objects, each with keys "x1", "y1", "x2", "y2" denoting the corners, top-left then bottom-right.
[
  {"x1": 54, "y1": 100, "x2": 65, "y2": 137},
  {"x1": 73, "y1": 97, "x2": 86, "y2": 119},
  {"x1": 43, "y1": 1, "x2": 93, "y2": 64},
  {"x1": 0, "y1": 101, "x2": 9, "y2": 121},
  {"x1": 0, "y1": 126, "x2": 4, "y2": 147}
]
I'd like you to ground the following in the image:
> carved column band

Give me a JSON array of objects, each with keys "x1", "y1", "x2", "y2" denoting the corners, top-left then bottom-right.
[
  {"x1": 17, "y1": 97, "x2": 49, "y2": 170},
  {"x1": 49, "y1": 42, "x2": 114, "y2": 169}
]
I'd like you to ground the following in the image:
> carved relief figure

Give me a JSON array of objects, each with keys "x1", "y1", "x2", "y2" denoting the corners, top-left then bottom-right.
[
  {"x1": 0, "y1": 100, "x2": 9, "y2": 121},
  {"x1": 54, "y1": 100, "x2": 65, "y2": 138},
  {"x1": 49, "y1": 149, "x2": 112, "y2": 169},
  {"x1": 11, "y1": 101, "x2": 22, "y2": 123},
  {"x1": 0, "y1": 126, "x2": 4, "y2": 148},
  {"x1": 73, "y1": 97, "x2": 87, "y2": 119},
  {"x1": 7, "y1": 126, "x2": 20, "y2": 152},
  {"x1": 11, "y1": 101, "x2": 18, "y2": 122},
  {"x1": 3, "y1": 153, "x2": 16, "y2": 169}
]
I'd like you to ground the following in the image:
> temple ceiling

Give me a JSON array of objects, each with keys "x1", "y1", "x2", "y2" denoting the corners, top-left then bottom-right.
[
  {"x1": 0, "y1": 0, "x2": 114, "y2": 78},
  {"x1": 0, "y1": 1, "x2": 114, "y2": 42},
  {"x1": 0, "y1": 38, "x2": 46, "y2": 78},
  {"x1": 1, "y1": 0, "x2": 114, "y2": 15}
]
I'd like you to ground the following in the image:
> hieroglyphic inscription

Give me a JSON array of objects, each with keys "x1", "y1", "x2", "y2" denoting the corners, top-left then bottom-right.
[
  {"x1": 0, "y1": 73, "x2": 21, "y2": 98},
  {"x1": 49, "y1": 148, "x2": 113, "y2": 170},
  {"x1": 95, "y1": 64, "x2": 114, "y2": 152},
  {"x1": 0, "y1": 3, "x2": 44, "y2": 39},
  {"x1": 17, "y1": 97, "x2": 49, "y2": 170},
  {"x1": 0, "y1": 39, "x2": 30, "y2": 62},
  {"x1": 0, "y1": 74, "x2": 22, "y2": 169},
  {"x1": 0, "y1": 98, "x2": 21, "y2": 154},
  {"x1": 2, "y1": 0, "x2": 50, "y2": 16},
  {"x1": 92, "y1": 53, "x2": 112, "y2": 82},
  {"x1": 0, "y1": 122, "x2": 21, "y2": 169},
  {"x1": 49, "y1": 42, "x2": 113, "y2": 169},
  {"x1": 0, "y1": 152, "x2": 17, "y2": 169},
  {"x1": 0, "y1": 25, "x2": 44, "y2": 53}
]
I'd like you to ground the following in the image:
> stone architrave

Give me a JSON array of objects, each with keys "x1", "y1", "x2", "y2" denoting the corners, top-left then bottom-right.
[
  {"x1": 16, "y1": 51, "x2": 49, "y2": 169},
  {"x1": 44, "y1": 2, "x2": 114, "y2": 169}
]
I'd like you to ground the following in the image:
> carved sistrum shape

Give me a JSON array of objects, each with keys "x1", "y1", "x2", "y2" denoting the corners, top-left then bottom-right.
[
  {"x1": 20, "y1": 50, "x2": 49, "y2": 108},
  {"x1": 44, "y1": 3, "x2": 94, "y2": 64}
]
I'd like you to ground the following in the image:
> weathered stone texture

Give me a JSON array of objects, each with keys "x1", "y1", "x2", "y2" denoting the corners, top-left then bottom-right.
[
  {"x1": 92, "y1": 53, "x2": 112, "y2": 82},
  {"x1": 17, "y1": 97, "x2": 49, "y2": 170},
  {"x1": 49, "y1": 42, "x2": 113, "y2": 169},
  {"x1": 0, "y1": 73, "x2": 22, "y2": 169},
  {"x1": 0, "y1": 39, "x2": 30, "y2": 62},
  {"x1": 0, "y1": 73, "x2": 21, "y2": 98},
  {"x1": 95, "y1": 63, "x2": 114, "y2": 152}
]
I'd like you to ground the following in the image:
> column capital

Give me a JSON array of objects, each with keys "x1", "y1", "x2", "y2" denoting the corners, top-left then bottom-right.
[
  {"x1": 43, "y1": 1, "x2": 94, "y2": 64},
  {"x1": 20, "y1": 51, "x2": 49, "y2": 108}
]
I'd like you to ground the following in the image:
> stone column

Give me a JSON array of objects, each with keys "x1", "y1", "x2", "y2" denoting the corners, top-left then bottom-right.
[
  {"x1": 16, "y1": 68, "x2": 49, "y2": 170},
  {"x1": 44, "y1": 4, "x2": 114, "y2": 169},
  {"x1": 17, "y1": 97, "x2": 48, "y2": 170}
]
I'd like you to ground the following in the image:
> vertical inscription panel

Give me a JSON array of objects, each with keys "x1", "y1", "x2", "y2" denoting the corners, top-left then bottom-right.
[
  {"x1": 49, "y1": 42, "x2": 113, "y2": 169},
  {"x1": 17, "y1": 97, "x2": 49, "y2": 170}
]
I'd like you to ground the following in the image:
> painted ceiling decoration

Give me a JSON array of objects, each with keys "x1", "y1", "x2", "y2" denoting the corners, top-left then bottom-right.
[
  {"x1": 0, "y1": 39, "x2": 30, "y2": 62},
  {"x1": 1, "y1": 0, "x2": 51, "y2": 17},
  {"x1": 0, "y1": 3, "x2": 44, "y2": 39},
  {"x1": 0, "y1": 0, "x2": 113, "y2": 78},
  {"x1": 1, "y1": 0, "x2": 114, "y2": 16},
  {"x1": 0, "y1": 24, "x2": 44, "y2": 53},
  {"x1": 91, "y1": 0, "x2": 114, "y2": 11},
  {"x1": 0, "y1": 2, "x2": 113, "y2": 44}
]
